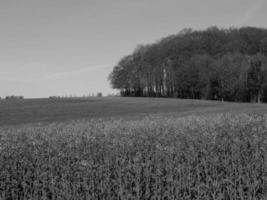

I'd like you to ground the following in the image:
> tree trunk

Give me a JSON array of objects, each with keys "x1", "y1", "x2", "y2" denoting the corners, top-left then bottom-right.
[{"x1": 257, "y1": 93, "x2": 261, "y2": 103}]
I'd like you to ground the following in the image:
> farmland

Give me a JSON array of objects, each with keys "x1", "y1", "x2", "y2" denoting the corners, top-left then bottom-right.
[
  {"x1": 1, "y1": 97, "x2": 267, "y2": 126},
  {"x1": 0, "y1": 98, "x2": 267, "y2": 199}
]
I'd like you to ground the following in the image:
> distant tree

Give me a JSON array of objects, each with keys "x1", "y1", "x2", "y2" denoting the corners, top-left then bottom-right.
[
  {"x1": 97, "y1": 92, "x2": 102, "y2": 97},
  {"x1": 5, "y1": 95, "x2": 24, "y2": 100},
  {"x1": 109, "y1": 26, "x2": 267, "y2": 102},
  {"x1": 260, "y1": 37, "x2": 267, "y2": 56},
  {"x1": 213, "y1": 54, "x2": 249, "y2": 101},
  {"x1": 247, "y1": 54, "x2": 267, "y2": 103}
]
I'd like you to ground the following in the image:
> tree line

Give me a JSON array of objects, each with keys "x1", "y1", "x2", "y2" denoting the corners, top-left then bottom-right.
[
  {"x1": 4, "y1": 96, "x2": 24, "y2": 100},
  {"x1": 109, "y1": 27, "x2": 267, "y2": 102}
]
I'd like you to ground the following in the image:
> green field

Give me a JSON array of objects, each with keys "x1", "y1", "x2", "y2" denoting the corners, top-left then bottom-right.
[
  {"x1": 0, "y1": 98, "x2": 267, "y2": 199},
  {"x1": 1, "y1": 97, "x2": 267, "y2": 126}
]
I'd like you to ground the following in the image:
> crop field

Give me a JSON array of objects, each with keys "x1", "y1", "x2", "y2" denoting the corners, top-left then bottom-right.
[
  {"x1": 0, "y1": 98, "x2": 267, "y2": 199},
  {"x1": 1, "y1": 97, "x2": 267, "y2": 126}
]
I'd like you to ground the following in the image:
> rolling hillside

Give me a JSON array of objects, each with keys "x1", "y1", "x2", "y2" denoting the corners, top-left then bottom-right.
[{"x1": 1, "y1": 97, "x2": 267, "y2": 126}]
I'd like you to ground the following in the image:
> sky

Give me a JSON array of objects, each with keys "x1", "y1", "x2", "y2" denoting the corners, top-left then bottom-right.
[{"x1": 0, "y1": 0, "x2": 267, "y2": 98}]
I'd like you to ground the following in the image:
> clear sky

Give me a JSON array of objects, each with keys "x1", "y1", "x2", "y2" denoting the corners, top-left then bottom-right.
[{"x1": 0, "y1": 0, "x2": 266, "y2": 98}]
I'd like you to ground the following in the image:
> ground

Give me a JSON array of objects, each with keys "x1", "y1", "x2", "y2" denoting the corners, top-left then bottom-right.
[
  {"x1": 0, "y1": 97, "x2": 267, "y2": 126},
  {"x1": 0, "y1": 97, "x2": 266, "y2": 199}
]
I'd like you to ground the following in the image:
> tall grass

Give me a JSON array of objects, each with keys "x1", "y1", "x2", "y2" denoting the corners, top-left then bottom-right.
[{"x1": 0, "y1": 113, "x2": 266, "y2": 199}]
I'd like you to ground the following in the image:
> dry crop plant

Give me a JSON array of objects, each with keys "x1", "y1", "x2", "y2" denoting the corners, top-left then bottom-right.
[{"x1": 0, "y1": 113, "x2": 266, "y2": 200}]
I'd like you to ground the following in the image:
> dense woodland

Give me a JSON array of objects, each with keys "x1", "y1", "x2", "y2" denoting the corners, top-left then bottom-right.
[{"x1": 109, "y1": 27, "x2": 267, "y2": 102}]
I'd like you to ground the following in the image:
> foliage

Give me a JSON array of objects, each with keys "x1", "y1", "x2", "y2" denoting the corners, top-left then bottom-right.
[
  {"x1": 109, "y1": 27, "x2": 267, "y2": 102},
  {"x1": 97, "y1": 92, "x2": 102, "y2": 97},
  {"x1": 0, "y1": 113, "x2": 266, "y2": 199},
  {"x1": 5, "y1": 96, "x2": 24, "y2": 100}
]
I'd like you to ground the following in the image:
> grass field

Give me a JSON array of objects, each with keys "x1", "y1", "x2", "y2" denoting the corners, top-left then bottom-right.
[
  {"x1": 1, "y1": 97, "x2": 267, "y2": 126},
  {"x1": 0, "y1": 98, "x2": 267, "y2": 199}
]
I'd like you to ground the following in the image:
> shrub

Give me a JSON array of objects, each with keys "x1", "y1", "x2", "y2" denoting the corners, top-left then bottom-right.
[{"x1": 5, "y1": 95, "x2": 24, "y2": 100}]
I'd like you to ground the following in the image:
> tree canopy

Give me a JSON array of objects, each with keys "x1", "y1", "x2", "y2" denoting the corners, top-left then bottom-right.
[{"x1": 109, "y1": 27, "x2": 267, "y2": 102}]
